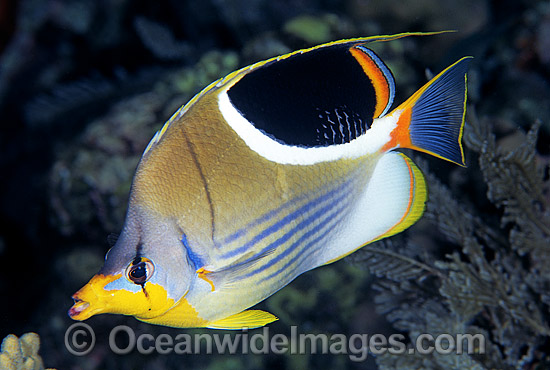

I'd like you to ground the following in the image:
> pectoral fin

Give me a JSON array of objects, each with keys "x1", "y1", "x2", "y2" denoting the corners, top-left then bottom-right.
[
  {"x1": 198, "y1": 248, "x2": 276, "y2": 292},
  {"x1": 207, "y1": 310, "x2": 278, "y2": 330}
]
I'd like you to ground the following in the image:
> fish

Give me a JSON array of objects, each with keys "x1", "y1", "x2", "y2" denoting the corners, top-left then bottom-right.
[{"x1": 68, "y1": 32, "x2": 471, "y2": 329}]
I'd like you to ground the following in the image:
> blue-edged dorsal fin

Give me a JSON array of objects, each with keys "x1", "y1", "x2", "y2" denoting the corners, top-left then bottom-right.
[
  {"x1": 226, "y1": 41, "x2": 379, "y2": 147},
  {"x1": 225, "y1": 32, "x2": 454, "y2": 149},
  {"x1": 143, "y1": 31, "x2": 454, "y2": 156}
]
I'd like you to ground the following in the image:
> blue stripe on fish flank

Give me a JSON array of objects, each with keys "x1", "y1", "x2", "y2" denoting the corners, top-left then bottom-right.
[
  {"x1": 275, "y1": 206, "x2": 352, "y2": 282},
  {"x1": 222, "y1": 194, "x2": 307, "y2": 245},
  {"x1": 220, "y1": 177, "x2": 355, "y2": 260},
  {"x1": 248, "y1": 184, "x2": 351, "y2": 278},
  {"x1": 224, "y1": 187, "x2": 344, "y2": 268},
  {"x1": 258, "y1": 222, "x2": 332, "y2": 284},
  {"x1": 220, "y1": 207, "x2": 308, "y2": 260},
  {"x1": 288, "y1": 241, "x2": 330, "y2": 280},
  {"x1": 182, "y1": 233, "x2": 203, "y2": 270},
  {"x1": 257, "y1": 197, "x2": 351, "y2": 283}
]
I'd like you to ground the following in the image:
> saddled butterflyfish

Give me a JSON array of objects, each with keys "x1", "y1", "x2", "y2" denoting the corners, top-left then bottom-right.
[{"x1": 69, "y1": 32, "x2": 471, "y2": 329}]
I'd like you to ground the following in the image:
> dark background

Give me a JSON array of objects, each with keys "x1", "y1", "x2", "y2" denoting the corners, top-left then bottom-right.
[{"x1": 0, "y1": 0, "x2": 548, "y2": 369}]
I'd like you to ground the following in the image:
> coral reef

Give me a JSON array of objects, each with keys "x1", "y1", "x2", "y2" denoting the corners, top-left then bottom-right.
[{"x1": 0, "y1": 333, "x2": 54, "y2": 370}]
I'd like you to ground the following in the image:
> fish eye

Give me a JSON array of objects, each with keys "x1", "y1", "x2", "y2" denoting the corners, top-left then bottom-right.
[{"x1": 126, "y1": 257, "x2": 155, "y2": 285}]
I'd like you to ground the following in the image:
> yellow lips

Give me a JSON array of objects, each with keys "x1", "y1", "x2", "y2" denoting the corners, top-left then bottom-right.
[
  {"x1": 69, "y1": 273, "x2": 177, "y2": 321},
  {"x1": 68, "y1": 274, "x2": 121, "y2": 321}
]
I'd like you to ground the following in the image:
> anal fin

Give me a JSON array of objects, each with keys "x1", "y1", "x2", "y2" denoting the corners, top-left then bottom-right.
[
  {"x1": 369, "y1": 153, "x2": 427, "y2": 241},
  {"x1": 323, "y1": 152, "x2": 426, "y2": 264},
  {"x1": 207, "y1": 310, "x2": 278, "y2": 330}
]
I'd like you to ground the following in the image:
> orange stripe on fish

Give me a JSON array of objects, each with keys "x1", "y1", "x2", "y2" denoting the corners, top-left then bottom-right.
[
  {"x1": 350, "y1": 48, "x2": 389, "y2": 118},
  {"x1": 381, "y1": 107, "x2": 413, "y2": 152}
]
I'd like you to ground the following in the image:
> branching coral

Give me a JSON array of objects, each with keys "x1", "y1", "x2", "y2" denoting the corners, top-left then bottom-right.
[{"x1": 0, "y1": 333, "x2": 55, "y2": 370}]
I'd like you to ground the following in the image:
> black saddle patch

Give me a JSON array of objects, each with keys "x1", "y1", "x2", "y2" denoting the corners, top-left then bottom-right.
[{"x1": 227, "y1": 44, "x2": 378, "y2": 147}]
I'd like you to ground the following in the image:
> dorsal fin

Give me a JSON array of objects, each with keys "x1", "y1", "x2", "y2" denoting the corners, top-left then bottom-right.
[
  {"x1": 226, "y1": 42, "x2": 381, "y2": 148},
  {"x1": 142, "y1": 32, "x2": 452, "y2": 156}
]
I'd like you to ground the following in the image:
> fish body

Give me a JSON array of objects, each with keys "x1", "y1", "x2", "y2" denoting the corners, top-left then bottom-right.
[{"x1": 69, "y1": 32, "x2": 471, "y2": 329}]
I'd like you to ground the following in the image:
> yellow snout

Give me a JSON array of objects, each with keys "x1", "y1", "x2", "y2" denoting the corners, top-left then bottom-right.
[{"x1": 68, "y1": 274, "x2": 175, "y2": 321}]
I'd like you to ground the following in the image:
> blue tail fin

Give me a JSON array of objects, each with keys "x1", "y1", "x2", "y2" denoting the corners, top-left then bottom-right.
[{"x1": 385, "y1": 57, "x2": 471, "y2": 166}]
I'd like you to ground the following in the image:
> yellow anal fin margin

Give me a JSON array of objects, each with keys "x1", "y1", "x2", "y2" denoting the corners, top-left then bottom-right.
[
  {"x1": 371, "y1": 153, "x2": 427, "y2": 241},
  {"x1": 323, "y1": 152, "x2": 427, "y2": 265},
  {"x1": 207, "y1": 310, "x2": 278, "y2": 330}
]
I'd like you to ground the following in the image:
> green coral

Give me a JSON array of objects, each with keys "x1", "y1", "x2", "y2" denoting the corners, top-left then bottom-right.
[
  {"x1": 283, "y1": 14, "x2": 354, "y2": 44},
  {"x1": 283, "y1": 15, "x2": 334, "y2": 44},
  {"x1": 0, "y1": 333, "x2": 55, "y2": 370}
]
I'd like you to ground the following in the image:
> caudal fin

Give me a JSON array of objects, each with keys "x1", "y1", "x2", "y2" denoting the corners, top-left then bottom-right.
[{"x1": 382, "y1": 57, "x2": 472, "y2": 166}]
